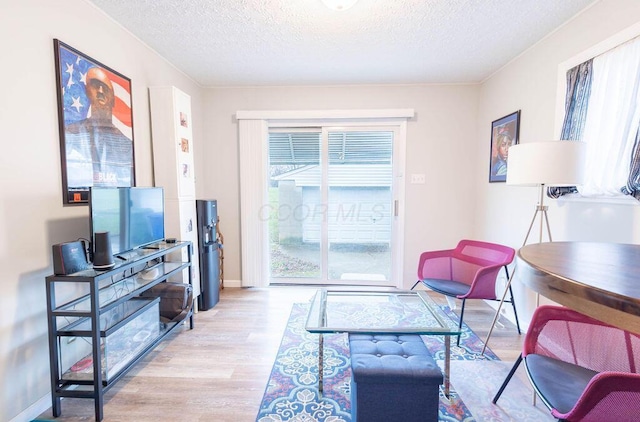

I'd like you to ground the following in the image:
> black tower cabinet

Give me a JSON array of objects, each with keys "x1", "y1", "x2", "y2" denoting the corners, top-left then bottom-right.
[{"x1": 196, "y1": 199, "x2": 220, "y2": 310}]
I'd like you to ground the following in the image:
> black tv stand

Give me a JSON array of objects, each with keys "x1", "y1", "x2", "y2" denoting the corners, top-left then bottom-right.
[{"x1": 45, "y1": 241, "x2": 194, "y2": 421}]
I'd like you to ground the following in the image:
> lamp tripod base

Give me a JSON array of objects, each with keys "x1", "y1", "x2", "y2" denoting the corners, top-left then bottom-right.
[{"x1": 482, "y1": 184, "x2": 553, "y2": 354}]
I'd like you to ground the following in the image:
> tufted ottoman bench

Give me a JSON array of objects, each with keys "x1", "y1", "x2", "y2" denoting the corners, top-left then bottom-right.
[{"x1": 348, "y1": 334, "x2": 443, "y2": 422}]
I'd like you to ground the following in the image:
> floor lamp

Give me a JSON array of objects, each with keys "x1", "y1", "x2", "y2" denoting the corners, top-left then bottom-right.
[{"x1": 482, "y1": 141, "x2": 586, "y2": 354}]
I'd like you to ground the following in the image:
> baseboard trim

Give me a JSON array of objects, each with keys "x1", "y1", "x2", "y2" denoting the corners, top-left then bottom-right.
[
  {"x1": 11, "y1": 393, "x2": 50, "y2": 422},
  {"x1": 224, "y1": 279, "x2": 242, "y2": 288}
]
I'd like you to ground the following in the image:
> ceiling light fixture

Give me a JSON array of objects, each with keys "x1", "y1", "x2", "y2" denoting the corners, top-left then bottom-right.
[{"x1": 321, "y1": 0, "x2": 358, "y2": 11}]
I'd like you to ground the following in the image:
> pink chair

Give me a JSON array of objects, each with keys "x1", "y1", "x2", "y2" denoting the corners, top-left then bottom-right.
[
  {"x1": 493, "y1": 305, "x2": 640, "y2": 421},
  {"x1": 411, "y1": 239, "x2": 519, "y2": 345}
]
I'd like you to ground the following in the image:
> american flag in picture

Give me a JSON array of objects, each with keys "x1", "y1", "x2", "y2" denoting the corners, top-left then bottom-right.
[{"x1": 58, "y1": 45, "x2": 133, "y2": 140}]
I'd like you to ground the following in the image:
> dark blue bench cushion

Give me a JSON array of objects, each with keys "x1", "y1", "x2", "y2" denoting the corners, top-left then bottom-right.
[{"x1": 349, "y1": 334, "x2": 443, "y2": 385}]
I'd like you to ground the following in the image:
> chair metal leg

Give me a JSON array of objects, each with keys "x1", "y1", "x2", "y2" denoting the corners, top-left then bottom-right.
[
  {"x1": 457, "y1": 299, "x2": 466, "y2": 346},
  {"x1": 501, "y1": 264, "x2": 522, "y2": 335},
  {"x1": 410, "y1": 280, "x2": 421, "y2": 290},
  {"x1": 508, "y1": 284, "x2": 522, "y2": 334},
  {"x1": 493, "y1": 353, "x2": 523, "y2": 404},
  {"x1": 482, "y1": 265, "x2": 519, "y2": 354}
]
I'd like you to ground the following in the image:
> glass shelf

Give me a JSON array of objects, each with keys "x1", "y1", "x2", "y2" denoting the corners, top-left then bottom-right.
[
  {"x1": 53, "y1": 262, "x2": 187, "y2": 314},
  {"x1": 59, "y1": 297, "x2": 160, "y2": 382}
]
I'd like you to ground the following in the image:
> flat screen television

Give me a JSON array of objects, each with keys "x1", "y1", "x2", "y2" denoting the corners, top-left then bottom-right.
[{"x1": 89, "y1": 187, "x2": 165, "y2": 256}]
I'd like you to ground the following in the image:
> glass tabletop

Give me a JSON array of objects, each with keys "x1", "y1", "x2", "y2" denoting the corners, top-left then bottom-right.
[{"x1": 305, "y1": 289, "x2": 461, "y2": 336}]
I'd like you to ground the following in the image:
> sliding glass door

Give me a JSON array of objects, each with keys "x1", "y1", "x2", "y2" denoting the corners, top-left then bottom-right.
[
  {"x1": 268, "y1": 126, "x2": 397, "y2": 285},
  {"x1": 268, "y1": 129, "x2": 322, "y2": 279}
]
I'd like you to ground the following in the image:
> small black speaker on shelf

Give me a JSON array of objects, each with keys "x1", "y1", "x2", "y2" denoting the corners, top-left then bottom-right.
[
  {"x1": 52, "y1": 240, "x2": 89, "y2": 275},
  {"x1": 93, "y1": 231, "x2": 115, "y2": 270}
]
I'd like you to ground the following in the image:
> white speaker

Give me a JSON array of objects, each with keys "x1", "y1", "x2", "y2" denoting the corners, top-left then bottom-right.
[{"x1": 93, "y1": 231, "x2": 115, "y2": 270}]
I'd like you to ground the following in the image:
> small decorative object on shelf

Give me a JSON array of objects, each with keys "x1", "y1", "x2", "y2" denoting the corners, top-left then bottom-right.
[{"x1": 45, "y1": 241, "x2": 194, "y2": 421}]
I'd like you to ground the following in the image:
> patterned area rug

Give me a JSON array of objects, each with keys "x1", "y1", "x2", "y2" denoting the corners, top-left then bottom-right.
[{"x1": 256, "y1": 303, "x2": 552, "y2": 422}]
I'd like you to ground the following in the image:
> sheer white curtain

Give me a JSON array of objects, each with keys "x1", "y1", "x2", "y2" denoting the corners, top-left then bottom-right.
[{"x1": 579, "y1": 36, "x2": 640, "y2": 197}]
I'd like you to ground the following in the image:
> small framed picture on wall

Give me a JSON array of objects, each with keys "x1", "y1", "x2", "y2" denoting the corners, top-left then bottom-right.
[{"x1": 489, "y1": 110, "x2": 520, "y2": 183}]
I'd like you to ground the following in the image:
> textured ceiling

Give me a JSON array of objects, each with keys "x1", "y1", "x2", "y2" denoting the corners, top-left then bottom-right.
[{"x1": 87, "y1": 0, "x2": 595, "y2": 87}]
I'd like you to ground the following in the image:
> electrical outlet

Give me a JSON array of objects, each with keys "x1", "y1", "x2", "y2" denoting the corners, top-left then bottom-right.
[{"x1": 410, "y1": 174, "x2": 426, "y2": 184}]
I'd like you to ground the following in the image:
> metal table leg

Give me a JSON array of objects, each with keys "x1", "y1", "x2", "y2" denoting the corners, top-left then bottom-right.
[
  {"x1": 318, "y1": 333, "x2": 324, "y2": 394},
  {"x1": 444, "y1": 335, "x2": 451, "y2": 398}
]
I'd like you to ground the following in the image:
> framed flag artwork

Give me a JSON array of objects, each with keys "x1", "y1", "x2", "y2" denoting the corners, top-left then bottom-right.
[{"x1": 53, "y1": 39, "x2": 136, "y2": 205}]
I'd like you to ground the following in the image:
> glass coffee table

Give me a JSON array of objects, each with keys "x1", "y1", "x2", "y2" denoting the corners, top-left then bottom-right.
[{"x1": 305, "y1": 289, "x2": 461, "y2": 397}]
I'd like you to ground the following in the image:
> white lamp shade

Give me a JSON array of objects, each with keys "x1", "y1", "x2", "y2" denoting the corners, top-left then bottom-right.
[{"x1": 506, "y1": 141, "x2": 586, "y2": 186}]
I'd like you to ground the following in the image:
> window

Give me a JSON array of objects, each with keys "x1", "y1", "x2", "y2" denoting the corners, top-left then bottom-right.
[
  {"x1": 235, "y1": 109, "x2": 413, "y2": 287},
  {"x1": 267, "y1": 128, "x2": 395, "y2": 284},
  {"x1": 560, "y1": 35, "x2": 640, "y2": 199}
]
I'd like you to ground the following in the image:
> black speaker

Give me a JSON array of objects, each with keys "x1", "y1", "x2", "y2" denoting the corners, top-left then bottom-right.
[
  {"x1": 52, "y1": 241, "x2": 89, "y2": 275},
  {"x1": 93, "y1": 231, "x2": 115, "y2": 270}
]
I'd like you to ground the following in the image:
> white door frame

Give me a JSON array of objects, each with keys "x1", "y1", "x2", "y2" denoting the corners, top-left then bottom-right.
[{"x1": 236, "y1": 109, "x2": 414, "y2": 288}]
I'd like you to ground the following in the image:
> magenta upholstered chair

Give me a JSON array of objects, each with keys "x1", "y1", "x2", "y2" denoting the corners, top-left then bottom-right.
[
  {"x1": 494, "y1": 305, "x2": 640, "y2": 421},
  {"x1": 411, "y1": 239, "x2": 519, "y2": 345}
]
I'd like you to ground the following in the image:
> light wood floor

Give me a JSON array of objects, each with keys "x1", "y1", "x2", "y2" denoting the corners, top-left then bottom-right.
[{"x1": 37, "y1": 286, "x2": 528, "y2": 422}]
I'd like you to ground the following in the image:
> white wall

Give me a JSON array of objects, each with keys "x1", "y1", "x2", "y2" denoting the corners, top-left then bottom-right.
[
  {"x1": 5, "y1": 0, "x2": 640, "y2": 419},
  {"x1": 199, "y1": 84, "x2": 480, "y2": 287},
  {"x1": 0, "y1": 1, "x2": 202, "y2": 420},
  {"x1": 198, "y1": 0, "x2": 640, "y2": 331},
  {"x1": 475, "y1": 0, "x2": 640, "y2": 326}
]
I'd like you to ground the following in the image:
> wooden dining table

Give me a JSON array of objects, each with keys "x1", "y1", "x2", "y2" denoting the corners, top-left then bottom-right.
[{"x1": 517, "y1": 241, "x2": 640, "y2": 335}]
